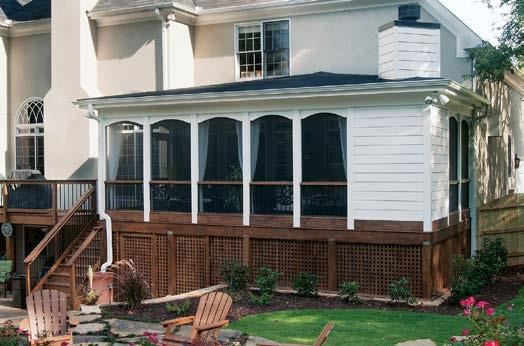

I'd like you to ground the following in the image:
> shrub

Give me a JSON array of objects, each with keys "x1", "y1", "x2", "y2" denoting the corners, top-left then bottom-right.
[
  {"x1": 249, "y1": 267, "x2": 282, "y2": 306},
  {"x1": 475, "y1": 238, "x2": 508, "y2": 284},
  {"x1": 219, "y1": 260, "x2": 250, "y2": 292},
  {"x1": 0, "y1": 321, "x2": 29, "y2": 346},
  {"x1": 292, "y1": 272, "x2": 318, "y2": 297},
  {"x1": 109, "y1": 260, "x2": 151, "y2": 308},
  {"x1": 165, "y1": 300, "x2": 191, "y2": 315},
  {"x1": 389, "y1": 277, "x2": 415, "y2": 304},
  {"x1": 249, "y1": 292, "x2": 273, "y2": 306},
  {"x1": 338, "y1": 281, "x2": 362, "y2": 304}
]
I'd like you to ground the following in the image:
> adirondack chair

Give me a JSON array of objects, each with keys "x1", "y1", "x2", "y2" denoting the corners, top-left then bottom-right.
[
  {"x1": 162, "y1": 292, "x2": 233, "y2": 345},
  {"x1": 256, "y1": 322, "x2": 334, "y2": 346},
  {"x1": 19, "y1": 289, "x2": 79, "y2": 346},
  {"x1": 0, "y1": 260, "x2": 12, "y2": 298}
]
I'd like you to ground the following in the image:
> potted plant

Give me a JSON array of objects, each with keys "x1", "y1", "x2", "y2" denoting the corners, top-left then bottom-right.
[{"x1": 80, "y1": 266, "x2": 101, "y2": 314}]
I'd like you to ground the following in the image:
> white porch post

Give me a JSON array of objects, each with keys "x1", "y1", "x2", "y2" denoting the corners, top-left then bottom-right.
[
  {"x1": 143, "y1": 117, "x2": 151, "y2": 222},
  {"x1": 191, "y1": 115, "x2": 199, "y2": 224},
  {"x1": 457, "y1": 116, "x2": 463, "y2": 221},
  {"x1": 98, "y1": 120, "x2": 107, "y2": 215},
  {"x1": 293, "y1": 110, "x2": 302, "y2": 228},
  {"x1": 242, "y1": 113, "x2": 251, "y2": 226},
  {"x1": 347, "y1": 108, "x2": 355, "y2": 230},
  {"x1": 423, "y1": 106, "x2": 434, "y2": 232}
]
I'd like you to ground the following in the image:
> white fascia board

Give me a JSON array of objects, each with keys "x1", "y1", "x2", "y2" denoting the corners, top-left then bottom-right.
[
  {"x1": 75, "y1": 79, "x2": 489, "y2": 110},
  {"x1": 0, "y1": 18, "x2": 51, "y2": 37},
  {"x1": 89, "y1": 4, "x2": 197, "y2": 27}
]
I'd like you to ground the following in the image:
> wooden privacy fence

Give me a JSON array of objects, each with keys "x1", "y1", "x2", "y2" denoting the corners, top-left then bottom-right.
[{"x1": 478, "y1": 194, "x2": 524, "y2": 266}]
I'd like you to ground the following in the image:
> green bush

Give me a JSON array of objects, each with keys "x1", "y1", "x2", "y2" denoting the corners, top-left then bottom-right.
[
  {"x1": 338, "y1": 281, "x2": 362, "y2": 304},
  {"x1": 249, "y1": 267, "x2": 282, "y2": 306},
  {"x1": 389, "y1": 277, "x2": 415, "y2": 304},
  {"x1": 165, "y1": 300, "x2": 191, "y2": 315},
  {"x1": 219, "y1": 260, "x2": 250, "y2": 291},
  {"x1": 450, "y1": 238, "x2": 508, "y2": 303},
  {"x1": 249, "y1": 292, "x2": 273, "y2": 306},
  {"x1": 292, "y1": 272, "x2": 318, "y2": 297}
]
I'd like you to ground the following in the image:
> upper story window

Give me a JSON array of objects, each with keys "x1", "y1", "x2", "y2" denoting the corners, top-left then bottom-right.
[
  {"x1": 236, "y1": 20, "x2": 290, "y2": 80},
  {"x1": 16, "y1": 98, "x2": 45, "y2": 175}
]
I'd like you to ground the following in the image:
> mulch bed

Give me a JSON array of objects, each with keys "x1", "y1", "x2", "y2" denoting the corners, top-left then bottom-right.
[{"x1": 102, "y1": 266, "x2": 523, "y2": 323}]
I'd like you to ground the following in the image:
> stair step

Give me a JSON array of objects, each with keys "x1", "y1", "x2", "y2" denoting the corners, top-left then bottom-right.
[{"x1": 45, "y1": 280, "x2": 70, "y2": 288}]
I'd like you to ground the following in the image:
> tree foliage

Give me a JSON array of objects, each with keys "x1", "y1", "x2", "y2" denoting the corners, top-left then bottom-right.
[{"x1": 470, "y1": 0, "x2": 524, "y2": 81}]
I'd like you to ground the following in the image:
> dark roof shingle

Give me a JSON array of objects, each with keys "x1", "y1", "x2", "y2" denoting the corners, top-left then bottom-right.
[{"x1": 0, "y1": 0, "x2": 50, "y2": 22}]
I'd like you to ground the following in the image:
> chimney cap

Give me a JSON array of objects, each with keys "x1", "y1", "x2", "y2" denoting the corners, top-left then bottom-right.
[{"x1": 399, "y1": 4, "x2": 421, "y2": 21}]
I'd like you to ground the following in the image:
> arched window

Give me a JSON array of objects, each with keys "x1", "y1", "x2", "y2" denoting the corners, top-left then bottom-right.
[
  {"x1": 251, "y1": 115, "x2": 293, "y2": 215},
  {"x1": 16, "y1": 98, "x2": 45, "y2": 175},
  {"x1": 449, "y1": 117, "x2": 459, "y2": 212},
  {"x1": 302, "y1": 113, "x2": 347, "y2": 217},
  {"x1": 150, "y1": 120, "x2": 191, "y2": 212}
]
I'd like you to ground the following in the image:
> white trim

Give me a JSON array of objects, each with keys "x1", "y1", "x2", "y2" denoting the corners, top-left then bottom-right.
[
  {"x1": 249, "y1": 110, "x2": 294, "y2": 121},
  {"x1": 197, "y1": 113, "x2": 244, "y2": 123},
  {"x1": 242, "y1": 113, "x2": 251, "y2": 226},
  {"x1": 143, "y1": 117, "x2": 151, "y2": 222},
  {"x1": 104, "y1": 118, "x2": 145, "y2": 127},
  {"x1": 300, "y1": 108, "x2": 348, "y2": 119},
  {"x1": 423, "y1": 106, "x2": 433, "y2": 232},
  {"x1": 292, "y1": 109, "x2": 302, "y2": 228},
  {"x1": 347, "y1": 108, "x2": 355, "y2": 230},
  {"x1": 15, "y1": 97, "x2": 45, "y2": 173},
  {"x1": 150, "y1": 115, "x2": 192, "y2": 124},
  {"x1": 98, "y1": 120, "x2": 107, "y2": 214},
  {"x1": 190, "y1": 115, "x2": 199, "y2": 224}
]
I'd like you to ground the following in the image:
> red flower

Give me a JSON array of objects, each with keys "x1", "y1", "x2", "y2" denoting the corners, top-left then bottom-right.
[
  {"x1": 484, "y1": 341, "x2": 499, "y2": 346},
  {"x1": 463, "y1": 309, "x2": 472, "y2": 316},
  {"x1": 461, "y1": 329, "x2": 470, "y2": 336},
  {"x1": 486, "y1": 307, "x2": 495, "y2": 316},
  {"x1": 460, "y1": 296, "x2": 476, "y2": 307},
  {"x1": 476, "y1": 301, "x2": 489, "y2": 309}
]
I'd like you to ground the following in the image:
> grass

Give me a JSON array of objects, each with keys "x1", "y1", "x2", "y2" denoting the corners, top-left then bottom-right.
[
  {"x1": 500, "y1": 286, "x2": 524, "y2": 328},
  {"x1": 230, "y1": 308, "x2": 469, "y2": 345}
]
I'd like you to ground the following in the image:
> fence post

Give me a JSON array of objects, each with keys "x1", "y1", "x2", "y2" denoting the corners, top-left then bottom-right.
[
  {"x1": 204, "y1": 236, "x2": 211, "y2": 287},
  {"x1": 242, "y1": 235, "x2": 251, "y2": 268},
  {"x1": 328, "y1": 238, "x2": 337, "y2": 291},
  {"x1": 422, "y1": 240, "x2": 433, "y2": 299},
  {"x1": 168, "y1": 232, "x2": 176, "y2": 295},
  {"x1": 25, "y1": 265, "x2": 32, "y2": 294},
  {"x1": 52, "y1": 183, "x2": 58, "y2": 224}
]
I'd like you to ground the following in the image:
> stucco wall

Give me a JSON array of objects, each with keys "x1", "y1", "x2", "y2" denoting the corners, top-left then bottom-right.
[
  {"x1": 194, "y1": 5, "x2": 472, "y2": 86},
  {"x1": 97, "y1": 20, "x2": 162, "y2": 94},
  {"x1": 7, "y1": 33, "x2": 51, "y2": 175}
]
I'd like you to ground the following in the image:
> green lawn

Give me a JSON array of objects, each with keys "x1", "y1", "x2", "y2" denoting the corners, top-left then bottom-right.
[
  {"x1": 231, "y1": 308, "x2": 469, "y2": 345},
  {"x1": 502, "y1": 286, "x2": 524, "y2": 328}
]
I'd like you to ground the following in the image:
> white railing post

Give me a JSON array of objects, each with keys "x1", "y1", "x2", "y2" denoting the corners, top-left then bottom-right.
[
  {"x1": 293, "y1": 110, "x2": 302, "y2": 228},
  {"x1": 143, "y1": 117, "x2": 151, "y2": 222},
  {"x1": 191, "y1": 115, "x2": 199, "y2": 224},
  {"x1": 242, "y1": 113, "x2": 251, "y2": 226}
]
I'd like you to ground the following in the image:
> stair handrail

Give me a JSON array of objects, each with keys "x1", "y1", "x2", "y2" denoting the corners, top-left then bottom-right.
[
  {"x1": 65, "y1": 227, "x2": 103, "y2": 267},
  {"x1": 24, "y1": 186, "x2": 97, "y2": 293}
]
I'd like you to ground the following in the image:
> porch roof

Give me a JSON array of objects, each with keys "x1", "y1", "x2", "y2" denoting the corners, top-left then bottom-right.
[{"x1": 76, "y1": 72, "x2": 489, "y2": 109}]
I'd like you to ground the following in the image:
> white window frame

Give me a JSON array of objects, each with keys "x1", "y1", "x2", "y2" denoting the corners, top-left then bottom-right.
[
  {"x1": 234, "y1": 19, "x2": 291, "y2": 82},
  {"x1": 15, "y1": 97, "x2": 45, "y2": 174}
]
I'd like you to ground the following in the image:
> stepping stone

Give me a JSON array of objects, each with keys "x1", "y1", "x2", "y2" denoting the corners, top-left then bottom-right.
[
  {"x1": 218, "y1": 328, "x2": 243, "y2": 340},
  {"x1": 246, "y1": 335, "x2": 281, "y2": 346},
  {"x1": 75, "y1": 314, "x2": 102, "y2": 323},
  {"x1": 397, "y1": 340, "x2": 436, "y2": 346},
  {"x1": 106, "y1": 318, "x2": 164, "y2": 338},
  {"x1": 73, "y1": 334, "x2": 107, "y2": 344},
  {"x1": 73, "y1": 322, "x2": 106, "y2": 335}
]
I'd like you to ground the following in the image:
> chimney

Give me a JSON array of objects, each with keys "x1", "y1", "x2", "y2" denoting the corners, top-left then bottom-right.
[{"x1": 379, "y1": 4, "x2": 441, "y2": 79}]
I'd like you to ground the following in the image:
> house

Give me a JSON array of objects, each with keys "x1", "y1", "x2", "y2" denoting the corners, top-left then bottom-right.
[{"x1": 0, "y1": 0, "x2": 523, "y2": 304}]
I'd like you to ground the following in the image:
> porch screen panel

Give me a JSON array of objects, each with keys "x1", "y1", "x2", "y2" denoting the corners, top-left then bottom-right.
[
  {"x1": 251, "y1": 115, "x2": 293, "y2": 215},
  {"x1": 199, "y1": 118, "x2": 243, "y2": 213},
  {"x1": 106, "y1": 122, "x2": 144, "y2": 211},
  {"x1": 449, "y1": 117, "x2": 459, "y2": 213},
  {"x1": 151, "y1": 120, "x2": 191, "y2": 213},
  {"x1": 302, "y1": 113, "x2": 347, "y2": 217},
  {"x1": 461, "y1": 120, "x2": 470, "y2": 209}
]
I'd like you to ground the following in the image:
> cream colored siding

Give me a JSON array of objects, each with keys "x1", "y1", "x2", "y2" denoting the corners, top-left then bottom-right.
[
  {"x1": 352, "y1": 106, "x2": 425, "y2": 221},
  {"x1": 431, "y1": 107, "x2": 449, "y2": 220}
]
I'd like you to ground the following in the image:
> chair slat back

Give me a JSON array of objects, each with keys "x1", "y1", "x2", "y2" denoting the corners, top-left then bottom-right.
[
  {"x1": 26, "y1": 289, "x2": 69, "y2": 340},
  {"x1": 314, "y1": 322, "x2": 334, "y2": 346},
  {"x1": 193, "y1": 292, "x2": 232, "y2": 340}
]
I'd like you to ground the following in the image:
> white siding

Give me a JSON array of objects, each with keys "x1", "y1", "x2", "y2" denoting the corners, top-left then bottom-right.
[
  {"x1": 352, "y1": 106, "x2": 426, "y2": 221},
  {"x1": 379, "y1": 25, "x2": 441, "y2": 80},
  {"x1": 431, "y1": 107, "x2": 449, "y2": 220}
]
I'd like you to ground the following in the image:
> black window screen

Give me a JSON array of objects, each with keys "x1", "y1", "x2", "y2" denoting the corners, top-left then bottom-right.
[{"x1": 151, "y1": 120, "x2": 191, "y2": 180}]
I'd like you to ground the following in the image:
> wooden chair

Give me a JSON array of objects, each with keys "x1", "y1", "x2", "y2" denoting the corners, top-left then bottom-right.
[
  {"x1": 0, "y1": 260, "x2": 12, "y2": 298},
  {"x1": 256, "y1": 322, "x2": 334, "y2": 346},
  {"x1": 162, "y1": 292, "x2": 233, "y2": 345},
  {"x1": 19, "y1": 289, "x2": 79, "y2": 346}
]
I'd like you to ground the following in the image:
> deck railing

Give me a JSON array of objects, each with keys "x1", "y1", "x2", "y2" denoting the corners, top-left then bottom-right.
[
  {"x1": 250, "y1": 182, "x2": 293, "y2": 215},
  {"x1": 24, "y1": 186, "x2": 97, "y2": 293},
  {"x1": 105, "y1": 181, "x2": 144, "y2": 211},
  {"x1": 301, "y1": 182, "x2": 347, "y2": 217},
  {"x1": 150, "y1": 181, "x2": 191, "y2": 212},
  {"x1": 199, "y1": 181, "x2": 243, "y2": 213}
]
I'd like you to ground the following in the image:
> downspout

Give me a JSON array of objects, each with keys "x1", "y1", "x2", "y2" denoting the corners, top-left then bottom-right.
[
  {"x1": 85, "y1": 105, "x2": 113, "y2": 272},
  {"x1": 155, "y1": 8, "x2": 172, "y2": 90}
]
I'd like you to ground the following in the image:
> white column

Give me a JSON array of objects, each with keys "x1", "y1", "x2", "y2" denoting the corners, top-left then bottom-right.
[
  {"x1": 423, "y1": 106, "x2": 434, "y2": 232},
  {"x1": 98, "y1": 121, "x2": 107, "y2": 215},
  {"x1": 293, "y1": 110, "x2": 302, "y2": 228},
  {"x1": 190, "y1": 115, "x2": 199, "y2": 224},
  {"x1": 242, "y1": 113, "x2": 251, "y2": 226},
  {"x1": 457, "y1": 115, "x2": 463, "y2": 221},
  {"x1": 347, "y1": 108, "x2": 355, "y2": 230},
  {"x1": 143, "y1": 117, "x2": 151, "y2": 222}
]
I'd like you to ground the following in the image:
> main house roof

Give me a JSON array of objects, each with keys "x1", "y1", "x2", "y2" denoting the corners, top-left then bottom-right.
[{"x1": 0, "y1": 0, "x2": 50, "y2": 22}]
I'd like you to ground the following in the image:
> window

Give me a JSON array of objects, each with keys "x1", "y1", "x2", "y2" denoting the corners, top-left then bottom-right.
[
  {"x1": 16, "y1": 98, "x2": 44, "y2": 175},
  {"x1": 236, "y1": 20, "x2": 289, "y2": 80},
  {"x1": 199, "y1": 118, "x2": 243, "y2": 213},
  {"x1": 302, "y1": 113, "x2": 347, "y2": 217},
  {"x1": 449, "y1": 117, "x2": 459, "y2": 213},
  {"x1": 251, "y1": 115, "x2": 293, "y2": 215},
  {"x1": 151, "y1": 120, "x2": 191, "y2": 213}
]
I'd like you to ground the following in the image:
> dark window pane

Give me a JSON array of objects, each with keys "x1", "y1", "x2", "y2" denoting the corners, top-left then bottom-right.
[
  {"x1": 461, "y1": 121, "x2": 469, "y2": 179},
  {"x1": 106, "y1": 183, "x2": 144, "y2": 211},
  {"x1": 449, "y1": 117, "x2": 458, "y2": 181},
  {"x1": 251, "y1": 185, "x2": 293, "y2": 214},
  {"x1": 302, "y1": 113, "x2": 346, "y2": 181},
  {"x1": 449, "y1": 184, "x2": 459, "y2": 213},
  {"x1": 108, "y1": 123, "x2": 144, "y2": 181},
  {"x1": 151, "y1": 183, "x2": 191, "y2": 212},
  {"x1": 252, "y1": 115, "x2": 292, "y2": 181},
  {"x1": 302, "y1": 186, "x2": 347, "y2": 217},
  {"x1": 200, "y1": 118, "x2": 242, "y2": 181},
  {"x1": 461, "y1": 182, "x2": 470, "y2": 209},
  {"x1": 263, "y1": 20, "x2": 289, "y2": 77},
  {"x1": 16, "y1": 136, "x2": 36, "y2": 170},
  {"x1": 200, "y1": 185, "x2": 242, "y2": 213},
  {"x1": 151, "y1": 120, "x2": 191, "y2": 180}
]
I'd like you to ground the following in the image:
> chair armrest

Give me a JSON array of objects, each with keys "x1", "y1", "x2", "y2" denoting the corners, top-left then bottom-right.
[
  {"x1": 194, "y1": 320, "x2": 229, "y2": 333},
  {"x1": 68, "y1": 315, "x2": 79, "y2": 327},
  {"x1": 19, "y1": 318, "x2": 30, "y2": 333},
  {"x1": 161, "y1": 316, "x2": 195, "y2": 327}
]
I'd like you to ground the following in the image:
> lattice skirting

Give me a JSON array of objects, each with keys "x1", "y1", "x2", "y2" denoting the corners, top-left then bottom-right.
[{"x1": 112, "y1": 232, "x2": 474, "y2": 298}]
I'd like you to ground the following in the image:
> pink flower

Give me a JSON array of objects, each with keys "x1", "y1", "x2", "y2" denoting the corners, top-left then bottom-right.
[
  {"x1": 460, "y1": 296, "x2": 475, "y2": 307},
  {"x1": 486, "y1": 307, "x2": 495, "y2": 316},
  {"x1": 476, "y1": 301, "x2": 489, "y2": 309},
  {"x1": 462, "y1": 329, "x2": 470, "y2": 336},
  {"x1": 484, "y1": 341, "x2": 499, "y2": 346},
  {"x1": 463, "y1": 309, "x2": 472, "y2": 316}
]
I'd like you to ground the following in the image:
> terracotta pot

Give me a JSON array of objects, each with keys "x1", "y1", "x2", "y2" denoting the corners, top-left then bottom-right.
[{"x1": 92, "y1": 271, "x2": 115, "y2": 305}]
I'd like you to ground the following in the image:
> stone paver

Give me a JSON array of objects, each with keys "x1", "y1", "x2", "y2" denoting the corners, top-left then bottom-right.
[
  {"x1": 107, "y1": 318, "x2": 164, "y2": 337},
  {"x1": 396, "y1": 339, "x2": 436, "y2": 346},
  {"x1": 73, "y1": 334, "x2": 107, "y2": 344},
  {"x1": 73, "y1": 322, "x2": 106, "y2": 335},
  {"x1": 75, "y1": 314, "x2": 102, "y2": 323}
]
